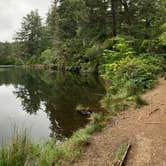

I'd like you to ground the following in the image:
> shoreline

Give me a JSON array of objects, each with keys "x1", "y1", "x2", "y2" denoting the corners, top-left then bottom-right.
[
  {"x1": 73, "y1": 78, "x2": 166, "y2": 166},
  {"x1": 1, "y1": 77, "x2": 165, "y2": 166}
]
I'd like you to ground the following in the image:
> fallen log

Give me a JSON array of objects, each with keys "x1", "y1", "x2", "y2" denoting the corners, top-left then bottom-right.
[{"x1": 111, "y1": 143, "x2": 131, "y2": 166}]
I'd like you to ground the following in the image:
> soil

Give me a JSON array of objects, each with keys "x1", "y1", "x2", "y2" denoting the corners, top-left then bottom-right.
[{"x1": 73, "y1": 78, "x2": 166, "y2": 166}]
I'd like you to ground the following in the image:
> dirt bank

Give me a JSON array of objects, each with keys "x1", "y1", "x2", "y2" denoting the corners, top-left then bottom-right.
[{"x1": 73, "y1": 78, "x2": 166, "y2": 166}]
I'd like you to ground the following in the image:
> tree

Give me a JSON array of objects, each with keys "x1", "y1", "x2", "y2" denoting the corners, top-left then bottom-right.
[
  {"x1": 118, "y1": 0, "x2": 166, "y2": 38},
  {"x1": 8, "y1": 0, "x2": 166, "y2": 70},
  {"x1": 46, "y1": 0, "x2": 59, "y2": 47},
  {"x1": 46, "y1": 0, "x2": 87, "y2": 70},
  {"x1": 15, "y1": 10, "x2": 43, "y2": 58},
  {"x1": 111, "y1": 0, "x2": 118, "y2": 36},
  {"x1": 84, "y1": 0, "x2": 110, "y2": 41}
]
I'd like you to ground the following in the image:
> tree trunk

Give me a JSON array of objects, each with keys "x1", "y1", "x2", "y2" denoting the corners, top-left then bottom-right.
[
  {"x1": 111, "y1": 0, "x2": 117, "y2": 36},
  {"x1": 120, "y1": 0, "x2": 131, "y2": 26}
]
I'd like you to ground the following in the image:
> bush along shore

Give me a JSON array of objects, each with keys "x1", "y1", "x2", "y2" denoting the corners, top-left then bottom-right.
[
  {"x1": 0, "y1": 113, "x2": 106, "y2": 166},
  {"x1": 99, "y1": 37, "x2": 166, "y2": 112},
  {"x1": 0, "y1": 36, "x2": 166, "y2": 166}
]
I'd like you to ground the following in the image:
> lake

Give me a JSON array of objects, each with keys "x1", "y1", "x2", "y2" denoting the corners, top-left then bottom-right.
[{"x1": 0, "y1": 67, "x2": 106, "y2": 144}]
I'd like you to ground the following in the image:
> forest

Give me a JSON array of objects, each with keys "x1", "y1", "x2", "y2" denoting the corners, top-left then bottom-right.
[
  {"x1": 0, "y1": 0, "x2": 166, "y2": 72},
  {"x1": 0, "y1": 0, "x2": 166, "y2": 165}
]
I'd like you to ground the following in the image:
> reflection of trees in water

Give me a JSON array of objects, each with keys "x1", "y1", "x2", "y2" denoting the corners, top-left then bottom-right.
[
  {"x1": 14, "y1": 85, "x2": 41, "y2": 114},
  {"x1": 0, "y1": 68, "x2": 106, "y2": 138}
]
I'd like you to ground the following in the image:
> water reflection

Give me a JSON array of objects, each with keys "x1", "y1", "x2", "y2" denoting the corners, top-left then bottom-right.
[{"x1": 0, "y1": 68, "x2": 106, "y2": 142}]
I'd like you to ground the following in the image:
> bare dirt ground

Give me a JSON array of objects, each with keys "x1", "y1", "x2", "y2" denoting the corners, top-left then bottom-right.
[{"x1": 73, "y1": 78, "x2": 166, "y2": 166}]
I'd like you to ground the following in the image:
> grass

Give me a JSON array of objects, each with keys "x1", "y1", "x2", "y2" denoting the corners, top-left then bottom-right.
[
  {"x1": 116, "y1": 144, "x2": 128, "y2": 161},
  {"x1": 134, "y1": 95, "x2": 149, "y2": 108},
  {"x1": 101, "y1": 73, "x2": 158, "y2": 114},
  {"x1": 111, "y1": 143, "x2": 129, "y2": 166},
  {"x1": 0, "y1": 128, "x2": 39, "y2": 166},
  {"x1": 102, "y1": 89, "x2": 149, "y2": 115},
  {"x1": 0, "y1": 113, "x2": 106, "y2": 166}
]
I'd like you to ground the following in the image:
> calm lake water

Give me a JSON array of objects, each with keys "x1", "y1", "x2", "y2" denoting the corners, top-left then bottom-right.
[{"x1": 0, "y1": 68, "x2": 106, "y2": 144}]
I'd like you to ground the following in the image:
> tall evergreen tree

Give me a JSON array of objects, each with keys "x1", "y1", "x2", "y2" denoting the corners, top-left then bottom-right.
[{"x1": 15, "y1": 10, "x2": 43, "y2": 58}]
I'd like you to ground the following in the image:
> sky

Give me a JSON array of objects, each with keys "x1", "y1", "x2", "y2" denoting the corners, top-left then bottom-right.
[{"x1": 0, "y1": 0, "x2": 52, "y2": 42}]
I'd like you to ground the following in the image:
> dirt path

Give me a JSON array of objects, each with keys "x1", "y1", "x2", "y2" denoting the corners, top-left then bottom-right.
[{"x1": 73, "y1": 78, "x2": 166, "y2": 166}]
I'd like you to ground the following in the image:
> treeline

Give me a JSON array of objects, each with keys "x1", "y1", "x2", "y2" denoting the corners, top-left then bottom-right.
[
  {"x1": 0, "y1": 0, "x2": 166, "y2": 72},
  {"x1": 1, "y1": 1, "x2": 166, "y2": 165}
]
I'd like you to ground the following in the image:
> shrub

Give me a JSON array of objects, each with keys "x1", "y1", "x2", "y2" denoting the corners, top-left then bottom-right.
[
  {"x1": 102, "y1": 36, "x2": 134, "y2": 51},
  {"x1": 99, "y1": 37, "x2": 135, "y2": 76},
  {"x1": 38, "y1": 49, "x2": 57, "y2": 65},
  {"x1": 159, "y1": 23, "x2": 166, "y2": 46},
  {"x1": 140, "y1": 39, "x2": 161, "y2": 53},
  {"x1": 0, "y1": 56, "x2": 17, "y2": 65},
  {"x1": 100, "y1": 37, "x2": 165, "y2": 110},
  {"x1": 134, "y1": 96, "x2": 148, "y2": 108}
]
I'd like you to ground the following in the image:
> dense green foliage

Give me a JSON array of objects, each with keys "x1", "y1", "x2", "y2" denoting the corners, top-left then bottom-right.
[
  {"x1": 0, "y1": 42, "x2": 22, "y2": 65},
  {"x1": 0, "y1": 0, "x2": 165, "y2": 71},
  {"x1": 100, "y1": 37, "x2": 165, "y2": 110},
  {"x1": 0, "y1": 0, "x2": 166, "y2": 165},
  {"x1": 15, "y1": 10, "x2": 50, "y2": 60}
]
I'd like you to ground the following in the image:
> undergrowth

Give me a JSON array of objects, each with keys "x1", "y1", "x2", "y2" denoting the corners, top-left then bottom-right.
[
  {"x1": 100, "y1": 37, "x2": 166, "y2": 112},
  {"x1": 0, "y1": 113, "x2": 106, "y2": 166}
]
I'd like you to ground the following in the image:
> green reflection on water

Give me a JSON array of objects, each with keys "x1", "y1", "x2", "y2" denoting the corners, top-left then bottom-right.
[{"x1": 0, "y1": 68, "x2": 106, "y2": 140}]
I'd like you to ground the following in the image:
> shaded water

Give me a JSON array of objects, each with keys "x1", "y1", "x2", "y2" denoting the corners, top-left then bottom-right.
[{"x1": 0, "y1": 68, "x2": 106, "y2": 143}]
